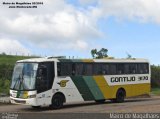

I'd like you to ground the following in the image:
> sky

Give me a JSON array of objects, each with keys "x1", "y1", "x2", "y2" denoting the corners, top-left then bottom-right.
[{"x1": 0, "y1": 0, "x2": 160, "y2": 64}]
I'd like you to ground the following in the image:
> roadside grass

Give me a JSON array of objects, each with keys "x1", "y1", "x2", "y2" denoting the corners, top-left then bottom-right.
[
  {"x1": 0, "y1": 54, "x2": 38, "y2": 65},
  {"x1": 151, "y1": 88, "x2": 160, "y2": 95}
]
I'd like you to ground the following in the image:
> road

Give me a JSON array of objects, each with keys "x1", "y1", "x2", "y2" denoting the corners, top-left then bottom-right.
[{"x1": 0, "y1": 96, "x2": 160, "y2": 113}]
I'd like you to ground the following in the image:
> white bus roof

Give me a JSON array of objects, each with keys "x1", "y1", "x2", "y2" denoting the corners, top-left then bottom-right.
[{"x1": 17, "y1": 57, "x2": 149, "y2": 63}]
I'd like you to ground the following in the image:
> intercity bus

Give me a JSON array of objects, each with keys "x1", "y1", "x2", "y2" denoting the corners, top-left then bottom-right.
[{"x1": 10, "y1": 57, "x2": 150, "y2": 109}]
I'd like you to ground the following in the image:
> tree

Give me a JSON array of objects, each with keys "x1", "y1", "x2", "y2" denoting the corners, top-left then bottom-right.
[
  {"x1": 91, "y1": 49, "x2": 97, "y2": 58},
  {"x1": 91, "y1": 48, "x2": 108, "y2": 58}
]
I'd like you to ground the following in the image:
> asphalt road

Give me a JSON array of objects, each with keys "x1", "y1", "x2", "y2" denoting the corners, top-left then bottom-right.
[{"x1": 0, "y1": 96, "x2": 160, "y2": 113}]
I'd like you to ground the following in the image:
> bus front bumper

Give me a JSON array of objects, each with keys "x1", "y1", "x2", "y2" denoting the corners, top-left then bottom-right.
[{"x1": 10, "y1": 96, "x2": 39, "y2": 106}]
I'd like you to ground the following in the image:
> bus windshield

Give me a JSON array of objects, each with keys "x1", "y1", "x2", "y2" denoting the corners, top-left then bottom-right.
[{"x1": 10, "y1": 63, "x2": 38, "y2": 90}]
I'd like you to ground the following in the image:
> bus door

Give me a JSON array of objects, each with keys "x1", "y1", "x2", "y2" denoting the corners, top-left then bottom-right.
[{"x1": 36, "y1": 62, "x2": 55, "y2": 105}]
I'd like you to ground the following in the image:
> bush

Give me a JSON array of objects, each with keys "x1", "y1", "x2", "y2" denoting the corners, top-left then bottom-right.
[
  {"x1": 0, "y1": 79, "x2": 10, "y2": 95},
  {"x1": 151, "y1": 65, "x2": 160, "y2": 88}
]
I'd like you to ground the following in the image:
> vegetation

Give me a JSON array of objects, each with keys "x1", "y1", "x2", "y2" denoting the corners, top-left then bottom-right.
[
  {"x1": 151, "y1": 88, "x2": 160, "y2": 95},
  {"x1": 91, "y1": 48, "x2": 108, "y2": 58},
  {"x1": 151, "y1": 65, "x2": 160, "y2": 88}
]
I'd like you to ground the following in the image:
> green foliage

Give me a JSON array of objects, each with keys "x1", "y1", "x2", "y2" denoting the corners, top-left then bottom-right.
[
  {"x1": 151, "y1": 88, "x2": 160, "y2": 95},
  {"x1": 151, "y1": 65, "x2": 160, "y2": 88},
  {"x1": 0, "y1": 54, "x2": 35, "y2": 65},
  {"x1": 91, "y1": 48, "x2": 108, "y2": 58},
  {"x1": 91, "y1": 49, "x2": 97, "y2": 58},
  {"x1": 0, "y1": 79, "x2": 10, "y2": 95}
]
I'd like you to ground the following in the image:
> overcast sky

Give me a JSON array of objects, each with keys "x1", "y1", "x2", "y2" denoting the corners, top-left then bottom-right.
[{"x1": 0, "y1": 0, "x2": 160, "y2": 64}]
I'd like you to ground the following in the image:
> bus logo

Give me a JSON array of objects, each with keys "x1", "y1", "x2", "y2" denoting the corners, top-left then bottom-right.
[{"x1": 57, "y1": 80, "x2": 69, "y2": 87}]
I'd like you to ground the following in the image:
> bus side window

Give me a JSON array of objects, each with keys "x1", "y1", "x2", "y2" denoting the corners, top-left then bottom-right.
[
  {"x1": 57, "y1": 63, "x2": 61, "y2": 76},
  {"x1": 144, "y1": 64, "x2": 149, "y2": 73},
  {"x1": 72, "y1": 63, "x2": 76, "y2": 75},
  {"x1": 102, "y1": 64, "x2": 109, "y2": 75},
  {"x1": 117, "y1": 63, "x2": 124, "y2": 74},
  {"x1": 137, "y1": 63, "x2": 149, "y2": 74},
  {"x1": 84, "y1": 63, "x2": 93, "y2": 76},
  {"x1": 59, "y1": 63, "x2": 72, "y2": 76},
  {"x1": 93, "y1": 63, "x2": 102, "y2": 75},
  {"x1": 129, "y1": 64, "x2": 137, "y2": 74},
  {"x1": 124, "y1": 64, "x2": 130, "y2": 74},
  {"x1": 75, "y1": 63, "x2": 83, "y2": 76},
  {"x1": 109, "y1": 64, "x2": 116, "y2": 75}
]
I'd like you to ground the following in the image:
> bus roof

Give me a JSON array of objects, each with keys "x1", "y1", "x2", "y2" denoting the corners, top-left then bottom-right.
[{"x1": 17, "y1": 57, "x2": 149, "y2": 63}]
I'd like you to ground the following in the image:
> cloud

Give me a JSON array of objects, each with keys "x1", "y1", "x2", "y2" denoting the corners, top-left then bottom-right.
[
  {"x1": 0, "y1": 0, "x2": 102, "y2": 53},
  {"x1": 0, "y1": 38, "x2": 30, "y2": 55},
  {"x1": 0, "y1": 0, "x2": 160, "y2": 56},
  {"x1": 91, "y1": 0, "x2": 160, "y2": 23}
]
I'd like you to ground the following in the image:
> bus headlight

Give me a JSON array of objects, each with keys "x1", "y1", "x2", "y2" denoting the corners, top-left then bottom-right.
[{"x1": 28, "y1": 94, "x2": 36, "y2": 98}]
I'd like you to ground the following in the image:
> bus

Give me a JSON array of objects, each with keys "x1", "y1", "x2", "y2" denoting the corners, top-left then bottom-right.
[{"x1": 10, "y1": 57, "x2": 150, "y2": 109}]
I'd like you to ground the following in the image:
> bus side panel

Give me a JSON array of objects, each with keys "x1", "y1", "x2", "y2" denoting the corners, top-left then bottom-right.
[
  {"x1": 93, "y1": 76, "x2": 115, "y2": 99},
  {"x1": 92, "y1": 75, "x2": 150, "y2": 99},
  {"x1": 53, "y1": 77, "x2": 84, "y2": 103},
  {"x1": 83, "y1": 76, "x2": 105, "y2": 100}
]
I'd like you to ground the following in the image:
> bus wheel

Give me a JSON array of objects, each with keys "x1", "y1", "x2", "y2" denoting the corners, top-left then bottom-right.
[
  {"x1": 51, "y1": 94, "x2": 64, "y2": 109},
  {"x1": 95, "y1": 99, "x2": 105, "y2": 103},
  {"x1": 115, "y1": 89, "x2": 126, "y2": 103}
]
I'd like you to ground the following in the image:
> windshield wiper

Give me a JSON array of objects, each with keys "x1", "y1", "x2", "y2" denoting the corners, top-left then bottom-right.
[
  {"x1": 13, "y1": 74, "x2": 25, "y2": 90},
  {"x1": 13, "y1": 78, "x2": 19, "y2": 90},
  {"x1": 19, "y1": 74, "x2": 25, "y2": 90}
]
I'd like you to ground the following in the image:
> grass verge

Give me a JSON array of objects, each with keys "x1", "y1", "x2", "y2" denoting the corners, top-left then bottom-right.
[{"x1": 151, "y1": 88, "x2": 160, "y2": 95}]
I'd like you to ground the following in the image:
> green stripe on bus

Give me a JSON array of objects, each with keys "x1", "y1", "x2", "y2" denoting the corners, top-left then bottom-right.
[
  {"x1": 83, "y1": 76, "x2": 105, "y2": 100},
  {"x1": 71, "y1": 76, "x2": 94, "y2": 101}
]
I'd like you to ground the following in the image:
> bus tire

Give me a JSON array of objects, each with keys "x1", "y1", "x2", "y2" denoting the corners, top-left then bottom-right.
[
  {"x1": 115, "y1": 88, "x2": 126, "y2": 103},
  {"x1": 51, "y1": 94, "x2": 64, "y2": 109},
  {"x1": 95, "y1": 99, "x2": 105, "y2": 103}
]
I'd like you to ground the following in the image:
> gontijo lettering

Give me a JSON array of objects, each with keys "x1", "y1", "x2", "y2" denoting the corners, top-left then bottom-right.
[
  {"x1": 111, "y1": 76, "x2": 148, "y2": 83},
  {"x1": 111, "y1": 76, "x2": 136, "y2": 82}
]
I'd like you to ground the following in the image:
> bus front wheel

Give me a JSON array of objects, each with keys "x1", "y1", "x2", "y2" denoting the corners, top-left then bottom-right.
[{"x1": 51, "y1": 94, "x2": 64, "y2": 109}]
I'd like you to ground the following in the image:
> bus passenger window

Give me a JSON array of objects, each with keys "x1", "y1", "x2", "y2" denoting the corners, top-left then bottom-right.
[
  {"x1": 124, "y1": 64, "x2": 130, "y2": 74},
  {"x1": 75, "y1": 63, "x2": 84, "y2": 75},
  {"x1": 72, "y1": 63, "x2": 76, "y2": 75},
  {"x1": 117, "y1": 64, "x2": 124, "y2": 74},
  {"x1": 93, "y1": 63, "x2": 102, "y2": 75},
  {"x1": 59, "y1": 63, "x2": 72, "y2": 76},
  {"x1": 57, "y1": 63, "x2": 61, "y2": 76},
  {"x1": 102, "y1": 64, "x2": 109, "y2": 75},
  {"x1": 84, "y1": 64, "x2": 93, "y2": 76},
  {"x1": 109, "y1": 64, "x2": 116, "y2": 75},
  {"x1": 129, "y1": 64, "x2": 137, "y2": 74},
  {"x1": 137, "y1": 63, "x2": 149, "y2": 74}
]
